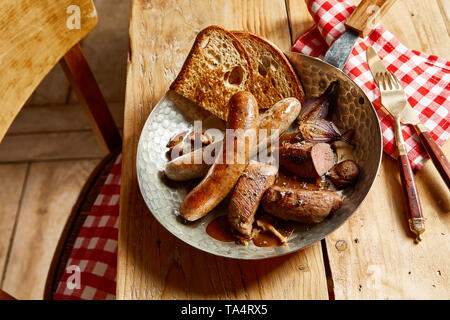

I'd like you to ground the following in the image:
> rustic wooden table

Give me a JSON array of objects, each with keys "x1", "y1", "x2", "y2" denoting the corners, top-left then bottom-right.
[{"x1": 118, "y1": 0, "x2": 449, "y2": 299}]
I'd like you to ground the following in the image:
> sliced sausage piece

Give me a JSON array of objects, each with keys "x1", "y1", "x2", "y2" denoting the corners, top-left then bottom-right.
[
  {"x1": 164, "y1": 149, "x2": 211, "y2": 180},
  {"x1": 262, "y1": 186, "x2": 343, "y2": 224},
  {"x1": 164, "y1": 98, "x2": 301, "y2": 181},
  {"x1": 180, "y1": 91, "x2": 259, "y2": 221},
  {"x1": 164, "y1": 142, "x2": 220, "y2": 181},
  {"x1": 328, "y1": 159, "x2": 359, "y2": 189},
  {"x1": 228, "y1": 161, "x2": 278, "y2": 238},
  {"x1": 279, "y1": 142, "x2": 335, "y2": 178}
]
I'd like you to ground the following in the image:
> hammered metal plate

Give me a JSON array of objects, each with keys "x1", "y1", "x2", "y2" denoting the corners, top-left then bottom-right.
[{"x1": 136, "y1": 53, "x2": 382, "y2": 260}]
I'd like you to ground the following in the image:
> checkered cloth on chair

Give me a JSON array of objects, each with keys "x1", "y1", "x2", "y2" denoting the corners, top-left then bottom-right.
[
  {"x1": 53, "y1": 154, "x2": 121, "y2": 300},
  {"x1": 293, "y1": 0, "x2": 450, "y2": 170}
]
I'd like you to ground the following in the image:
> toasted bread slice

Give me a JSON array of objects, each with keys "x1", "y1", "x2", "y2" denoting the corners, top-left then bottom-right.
[
  {"x1": 170, "y1": 26, "x2": 254, "y2": 121},
  {"x1": 232, "y1": 31, "x2": 305, "y2": 109}
]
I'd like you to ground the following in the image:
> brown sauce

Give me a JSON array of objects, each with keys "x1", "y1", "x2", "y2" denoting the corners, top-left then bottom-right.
[
  {"x1": 272, "y1": 219, "x2": 296, "y2": 239},
  {"x1": 253, "y1": 214, "x2": 296, "y2": 247},
  {"x1": 206, "y1": 215, "x2": 234, "y2": 242},
  {"x1": 252, "y1": 220, "x2": 296, "y2": 247},
  {"x1": 252, "y1": 231, "x2": 281, "y2": 247},
  {"x1": 275, "y1": 169, "x2": 328, "y2": 191},
  {"x1": 206, "y1": 213, "x2": 296, "y2": 248}
]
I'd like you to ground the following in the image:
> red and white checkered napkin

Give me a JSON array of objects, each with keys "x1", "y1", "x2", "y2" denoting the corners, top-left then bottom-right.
[
  {"x1": 53, "y1": 154, "x2": 121, "y2": 300},
  {"x1": 293, "y1": 0, "x2": 450, "y2": 170}
]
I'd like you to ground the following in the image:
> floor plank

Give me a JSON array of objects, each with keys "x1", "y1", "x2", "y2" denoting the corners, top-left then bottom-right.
[
  {"x1": 0, "y1": 131, "x2": 105, "y2": 162},
  {"x1": 8, "y1": 102, "x2": 124, "y2": 135},
  {"x1": 28, "y1": 64, "x2": 70, "y2": 105},
  {"x1": 0, "y1": 164, "x2": 28, "y2": 282},
  {"x1": 1, "y1": 159, "x2": 99, "y2": 299}
]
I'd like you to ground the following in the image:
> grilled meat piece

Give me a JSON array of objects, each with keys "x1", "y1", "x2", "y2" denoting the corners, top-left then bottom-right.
[
  {"x1": 228, "y1": 161, "x2": 278, "y2": 238},
  {"x1": 262, "y1": 186, "x2": 343, "y2": 224},
  {"x1": 279, "y1": 142, "x2": 335, "y2": 178},
  {"x1": 328, "y1": 159, "x2": 359, "y2": 189}
]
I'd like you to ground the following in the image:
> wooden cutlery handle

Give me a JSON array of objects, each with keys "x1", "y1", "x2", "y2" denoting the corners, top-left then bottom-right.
[
  {"x1": 398, "y1": 154, "x2": 425, "y2": 241},
  {"x1": 418, "y1": 131, "x2": 450, "y2": 189},
  {"x1": 345, "y1": 0, "x2": 397, "y2": 37}
]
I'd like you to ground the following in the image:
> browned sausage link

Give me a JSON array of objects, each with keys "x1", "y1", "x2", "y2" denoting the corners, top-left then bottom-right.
[
  {"x1": 164, "y1": 146, "x2": 212, "y2": 181},
  {"x1": 180, "y1": 92, "x2": 259, "y2": 221},
  {"x1": 165, "y1": 98, "x2": 301, "y2": 181},
  {"x1": 262, "y1": 186, "x2": 343, "y2": 224},
  {"x1": 228, "y1": 161, "x2": 278, "y2": 238}
]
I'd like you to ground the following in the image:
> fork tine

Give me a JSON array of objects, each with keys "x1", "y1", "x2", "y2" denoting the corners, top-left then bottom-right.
[
  {"x1": 376, "y1": 72, "x2": 384, "y2": 90},
  {"x1": 385, "y1": 72, "x2": 393, "y2": 90},
  {"x1": 390, "y1": 72, "x2": 401, "y2": 89},
  {"x1": 379, "y1": 72, "x2": 390, "y2": 90},
  {"x1": 374, "y1": 72, "x2": 381, "y2": 88},
  {"x1": 387, "y1": 73, "x2": 396, "y2": 89}
]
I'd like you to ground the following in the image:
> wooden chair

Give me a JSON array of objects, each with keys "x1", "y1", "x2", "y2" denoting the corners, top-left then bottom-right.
[{"x1": 0, "y1": 0, "x2": 122, "y2": 299}]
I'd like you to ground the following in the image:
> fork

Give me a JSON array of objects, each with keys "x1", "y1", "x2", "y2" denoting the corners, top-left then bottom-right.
[{"x1": 376, "y1": 71, "x2": 425, "y2": 242}]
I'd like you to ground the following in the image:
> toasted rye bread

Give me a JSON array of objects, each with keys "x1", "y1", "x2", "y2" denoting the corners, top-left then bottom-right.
[
  {"x1": 232, "y1": 31, "x2": 305, "y2": 108},
  {"x1": 170, "y1": 26, "x2": 254, "y2": 121}
]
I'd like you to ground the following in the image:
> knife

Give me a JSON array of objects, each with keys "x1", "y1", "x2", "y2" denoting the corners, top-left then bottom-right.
[
  {"x1": 324, "y1": 0, "x2": 397, "y2": 69},
  {"x1": 367, "y1": 47, "x2": 450, "y2": 189}
]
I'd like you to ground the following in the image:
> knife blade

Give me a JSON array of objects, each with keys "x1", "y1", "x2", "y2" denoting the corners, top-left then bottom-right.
[
  {"x1": 324, "y1": 29, "x2": 359, "y2": 69},
  {"x1": 323, "y1": 0, "x2": 397, "y2": 70}
]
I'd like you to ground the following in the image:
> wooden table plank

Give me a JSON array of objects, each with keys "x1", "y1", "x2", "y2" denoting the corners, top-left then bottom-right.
[
  {"x1": 286, "y1": 0, "x2": 450, "y2": 299},
  {"x1": 285, "y1": 0, "x2": 315, "y2": 41},
  {"x1": 118, "y1": 0, "x2": 328, "y2": 300},
  {"x1": 324, "y1": 148, "x2": 450, "y2": 299}
]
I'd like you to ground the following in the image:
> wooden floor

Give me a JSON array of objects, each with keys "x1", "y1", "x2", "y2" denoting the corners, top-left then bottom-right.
[{"x1": 0, "y1": 0, "x2": 130, "y2": 299}]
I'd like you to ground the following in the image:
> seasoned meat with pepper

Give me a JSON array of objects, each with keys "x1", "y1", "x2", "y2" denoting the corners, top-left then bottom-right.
[
  {"x1": 262, "y1": 186, "x2": 343, "y2": 224},
  {"x1": 279, "y1": 142, "x2": 335, "y2": 179},
  {"x1": 228, "y1": 161, "x2": 278, "y2": 238},
  {"x1": 328, "y1": 159, "x2": 359, "y2": 189}
]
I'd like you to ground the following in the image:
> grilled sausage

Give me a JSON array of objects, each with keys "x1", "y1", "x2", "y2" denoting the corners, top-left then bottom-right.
[
  {"x1": 279, "y1": 142, "x2": 335, "y2": 178},
  {"x1": 164, "y1": 98, "x2": 301, "y2": 181},
  {"x1": 262, "y1": 186, "x2": 343, "y2": 224},
  {"x1": 228, "y1": 161, "x2": 278, "y2": 238},
  {"x1": 180, "y1": 92, "x2": 259, "y2": 221}
]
